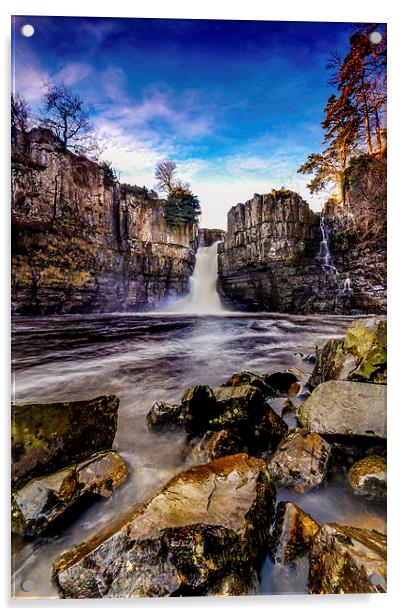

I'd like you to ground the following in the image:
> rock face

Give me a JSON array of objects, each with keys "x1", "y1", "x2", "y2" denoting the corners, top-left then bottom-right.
[
  {"x1": 348, "y1": 456, "x2": 387, "y2": 498},
  {"x1": 308, "y1": 524, "x2": 387, "y2": 593},
  {"x1": 268, "y1": 429, "x2": 332, "y2": 492},
  {"x1": 53, "y1": 454, "x2": 277, "y2": 598},
  {"x1": 11, "y1": 395, "x2": 119, "y2": 489},
  {"x1": 197, "y1": 227, "x2": 226, "y2": 248},
  {"x1": 218, "y1": 157, "x2": 386, "y2": 315},
  {"x1": 12, "y1": 451, "x2": 127, "y2": 536},
  {"x1": 310, "y1": 318, "x2": 387, "y2": 387},
  {"x1": 297, "y1": 381, "x2": 386, "y2": 439},
  {"x1": 272, "y1": 501, "x2": 320, "y2": 565},
  {"x1": 12, "y1": 128, "x2": 197, "y2": 314}
]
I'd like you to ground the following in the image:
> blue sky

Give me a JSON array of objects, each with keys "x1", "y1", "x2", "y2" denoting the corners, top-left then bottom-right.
[{"x1": 12, "y1": 16, "x2": 359, "y2": 228}]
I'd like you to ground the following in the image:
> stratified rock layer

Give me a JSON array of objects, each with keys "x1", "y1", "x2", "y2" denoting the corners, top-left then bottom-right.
[
  {"x1": 12, "y1": 395, "x2": 119, "y2": 489},
  {"x1": 12, "y1": 128, "x2": 196, "y2": 314},
  {"x1": 53, "y1": 454, "x2": 276, "y2": 598}
]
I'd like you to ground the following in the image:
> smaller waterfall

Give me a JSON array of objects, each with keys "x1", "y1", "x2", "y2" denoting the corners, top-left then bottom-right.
[
  {"x1": 343, "y1": 277, "x2": 352, "y2": 293},
  {"x1": 317, "y1": 217, "x2": 337, "y2": 274},
  {"x1": 166, "y1": 241, "x2": 223, "y2": 314}
]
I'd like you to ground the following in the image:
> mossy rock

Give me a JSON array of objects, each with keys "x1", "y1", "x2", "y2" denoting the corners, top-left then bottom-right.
[{"x1": 12, "y1": 395, "x2": 119, "y2": 490}]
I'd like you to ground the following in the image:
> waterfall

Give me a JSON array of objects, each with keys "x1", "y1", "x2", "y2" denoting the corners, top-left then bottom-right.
[
  {"x1": 166, "y1": 241, "x2": 223, "y2": 314},
  {"x1": 317, "y1": 217, "x2": 337, "y2": 274}
]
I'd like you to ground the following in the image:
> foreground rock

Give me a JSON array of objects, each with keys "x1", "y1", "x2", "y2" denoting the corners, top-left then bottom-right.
[
  {"x1": 297, "y1": 381, "x2": 386, "y2": 439},
  {"x1": 310, "y1": 318, "x2": 387, "y2": 387},
  {"x1": 188, "y1": 430, "x2": 244, "y2": 464},
  {"x1": 308, "y1": 524, "x2": 387, "y2": 593},
  {"x1": 12, "y1": 451, "x2": 128, "y2": 536},
  {"x1": 146, "y1": 401, "x2": 181, "y2": 432},
  {"x1": 206, "y1": 572, "x2": 258, "y2": 596},
  {"x1": 12, "y1": 396, "x2": 119, "y2": 489},
  {"x1": 348, "y1": 456, "x2": 387, "y2": 498},
  {"x1": 53, "y1": 454, "x2": 276, "y2": 598},
  {"x1": 268, "y1": 429, "x2": 332, "y2": 492},
  {"x1": 272, "y1": 502, "x2": 320, "y2": 565}
]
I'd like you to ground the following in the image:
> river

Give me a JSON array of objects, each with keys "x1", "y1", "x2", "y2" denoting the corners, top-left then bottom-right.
[{"x1": 11, "y1": 312, "x2": 386, "y2": 597}]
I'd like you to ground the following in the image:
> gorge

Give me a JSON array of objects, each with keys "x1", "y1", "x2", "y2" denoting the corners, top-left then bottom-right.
[{"x1": 11, "y1": 129, "x2": 386, "y2": 317}]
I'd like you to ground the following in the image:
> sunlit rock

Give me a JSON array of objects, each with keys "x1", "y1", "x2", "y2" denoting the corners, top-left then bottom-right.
[
  {"x1": 53, "y1": 453, "x2": 276, "y2": 598},
  {"x1": 348, "y1": 455, "x2": 387, "y2": 498},
  {"x1": 271, "y1": 501, "x2": 320, "y2": 564},
  {"x1": 12, "y1": 451, "x2": 128, "y2": 536},
  {"x1": 188, "y1": 430, "x2": 244, "y2": 464}
]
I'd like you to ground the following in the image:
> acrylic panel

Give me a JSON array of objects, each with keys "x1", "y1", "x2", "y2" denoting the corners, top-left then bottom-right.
[{"x1": 11, "y1": 16, "x2": 387, "y2": 599}]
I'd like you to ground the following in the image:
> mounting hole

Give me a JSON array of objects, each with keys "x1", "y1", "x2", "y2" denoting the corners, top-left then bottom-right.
[
  {"x1": 20, "y1": 24, "x2": 35, "y2": 38},
  {"x1": 369, "y1": 31, "x2": 382, "y2": 45},
  {"x1": 21, "y1": 579, "x2": 34, "y2": 592}
]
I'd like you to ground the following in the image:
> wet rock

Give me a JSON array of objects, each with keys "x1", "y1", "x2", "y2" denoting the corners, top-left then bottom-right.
[
  {"x1": 343, "y1": 318, "x2": 387, "y2": 384},
  {"x1": 189, "y1": 430, "x2": 244, "y2": 464},
  {"x1": 268, "y1": 429, "x2": 332, "y2": 492},
  {"x1": 12, "y1": 451, "x2": 127, "y2": 536},
  {"x1": 206, "y1": 571, "x2": 258, "y2": 596},
  {"x1": 309, "y1": 339, "x2": 357, "y2": 388},
  {"x1": 146, "y1": 401, "x2": 182, "y2": 432},
  {"x1": 222, "y1": 371, "x2": 274, "y2": 396},
  {"x1": 53, "y1": 453, "x2": 276, "y2": 598},
  {"x1": 310, "y1": 318, "x2": 387, "y2": 387},
  {"x1": 297, "y1": 381, "x2": 386, "y2": 439},
  {"x1": 180, "y1": 385, "x2": 217, "y2": 436},
  {"x1": 12, "y1": 395, "x2": 119, "y2": 490},
  {"x1": 272, "y1": 501, "x2": 320, "y2": 564},
  {"x1": 263, "y1": 371, "x2": 299, "y2": 395},
  {"x1": 348, "y1": 456, "x2": 387, "y2": 498},
  {"x1": 209, "y1": 386, "x2": 287, "y2": 450},
  {"x1": 308, "y1": 524, "x2": 387, "y2": 593}
]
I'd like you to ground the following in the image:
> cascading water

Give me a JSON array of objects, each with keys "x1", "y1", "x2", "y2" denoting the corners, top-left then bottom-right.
[
  {"x1": 166, "y1": 241, "x2": 223, "y2": 314},
  {"x1": 317, "y1": 217, "x2": 337, "y2": 274}
]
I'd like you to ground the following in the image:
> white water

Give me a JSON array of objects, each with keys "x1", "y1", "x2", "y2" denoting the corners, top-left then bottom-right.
[
  {"x1": 317, "y1": 217, "x2": 338, "y2": 274},
  {"x1": 166, "y1": 241, "x2": 223, "y2": 314}
]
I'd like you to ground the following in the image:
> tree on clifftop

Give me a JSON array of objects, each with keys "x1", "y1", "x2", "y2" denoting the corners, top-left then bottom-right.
[
  {"x1": 40, "y1": 82, "x2": 97, "y2": 155},
  {"x1": 155, "y1": 160, "x2": 201, "y2": 228},
  {"x1": 298, "y1": 25, "x2": 386, "y2": 205}
]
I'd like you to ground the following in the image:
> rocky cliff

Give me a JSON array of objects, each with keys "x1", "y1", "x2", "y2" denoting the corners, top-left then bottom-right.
[
  {"x1": 218, "y1": 163, "x2": 387, "y2": 315},
  {"x1": 197, "y1": 227, "x2": 226, "y2": 247},
  {"x1": 11, "y1": 129, "x2": 197, "y2": 314}
]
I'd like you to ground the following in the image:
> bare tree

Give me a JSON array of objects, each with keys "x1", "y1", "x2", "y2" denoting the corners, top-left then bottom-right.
[
  {"x1": 154, "y1": 160, "x2": 177, "y2": 192},
  {"x1": 40, "y1": 82, "x2": 96, "y2": 153},
  {"x1": 11, "y1": 93, "x2": 31, "y2": 152}
]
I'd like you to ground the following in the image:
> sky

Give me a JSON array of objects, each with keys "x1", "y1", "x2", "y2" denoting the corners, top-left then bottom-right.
[{"x1": 12, "y1": 16, "x2": 359, "y2": 228}]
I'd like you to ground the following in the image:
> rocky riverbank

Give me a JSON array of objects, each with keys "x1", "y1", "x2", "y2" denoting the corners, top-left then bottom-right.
[{"x1": 12, "y1": 316, "x2": 387, "y2": 596}]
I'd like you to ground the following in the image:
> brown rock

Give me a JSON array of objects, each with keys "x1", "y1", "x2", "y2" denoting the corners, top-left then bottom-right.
[
  {"x1": 272, "y1": 501, "x2": 320, "y2": 565},
  {"x1": 348, "y1": 456, "x2": 387, "y2": 498}
]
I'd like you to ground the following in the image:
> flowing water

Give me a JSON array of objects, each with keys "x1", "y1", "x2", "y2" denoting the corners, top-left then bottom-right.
[
  {"x1": 165, "y1": 241, "x2": 223, "y2": 314},
  {"x1": 11, "y1": 311, "x2": 386, "y2": 598}
]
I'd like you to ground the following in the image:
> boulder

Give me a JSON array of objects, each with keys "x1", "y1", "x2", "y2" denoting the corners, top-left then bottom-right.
[
  {"x1": 12, "y1": 395, "x2": 119, "y2": 490},
  {"x1": 206, "y1": 571, "x2": 258, "y2": 596},
  {"x1": 222, "y1": 371, "x2": 273, "y2": 396},
  {"x1": 268, "y1": 429, "x2": 332, "y2": 492},
  {"x1": 209, "y1": 385, "x2": 287, "y2": 450},
  {"x1": 297, "y1": 381, "x2": 386, "y2": 439},
  {"x1": 308, "y1": 524, "x2": 387, "y2": 593},
  {"x1": 348, "y1": 456, "x2": 387, "y2": 498},
  {"x1": 310, "y1": 318, "x2": 387, "y2": 387},
  {"x1": 263, "y1": 371, "x2": 299, "y2": 395},
  {"x1": 146, "y1": 401, "x2": 182, "y2": 432},
  {"x1": 188, "y1": 430, "x2": 244, "y2": 464},
  {"x1": 180, "y1": 385, "x2": 217, "y2": 436},
  {"x1": 12, "y1": 451, "x2": 128, "y2": 536},
  {"x1": 53, "y1": 454, "x2": 276, "y2": 598},
  {"x1": 271, "y1": 501, "x2": 320, "y2": 565}
]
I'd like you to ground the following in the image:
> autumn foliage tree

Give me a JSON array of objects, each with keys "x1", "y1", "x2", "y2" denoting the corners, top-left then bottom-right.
[{"x1": 298, "y1": 25, "x2": 386, "y2": 205}]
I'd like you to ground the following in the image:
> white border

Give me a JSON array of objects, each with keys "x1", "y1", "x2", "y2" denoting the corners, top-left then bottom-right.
[{"x1": 2, "y1": 1, "x2": 403, "y2": 614}]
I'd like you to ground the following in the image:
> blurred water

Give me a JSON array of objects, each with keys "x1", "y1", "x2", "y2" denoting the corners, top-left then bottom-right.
[{"x1": 11, "y1": 313, "x2": 386, "y2": 598}]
